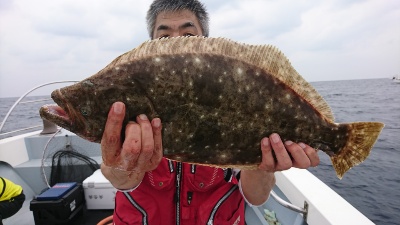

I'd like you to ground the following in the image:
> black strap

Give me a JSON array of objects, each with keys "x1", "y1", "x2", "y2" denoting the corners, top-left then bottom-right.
[
  {"x1": 224, "y1": 168, "x2": 233, "y2": 182},
  {"x1": 0, "y1": 177, "x2": 6, "y2": 198}
]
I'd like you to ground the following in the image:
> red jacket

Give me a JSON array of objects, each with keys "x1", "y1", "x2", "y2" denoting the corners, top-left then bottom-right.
[{"x1": 113, "y1": 157, "x2": 245, "y2": 225}]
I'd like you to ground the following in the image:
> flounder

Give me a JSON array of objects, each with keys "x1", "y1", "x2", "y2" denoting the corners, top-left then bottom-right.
[{"x1": 40, "y1": 36, "x2": 384, "y2": 178}]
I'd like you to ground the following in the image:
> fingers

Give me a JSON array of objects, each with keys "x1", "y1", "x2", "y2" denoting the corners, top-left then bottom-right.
[
  {"x1": 301, "y1": 143, "x2": 320, "y2": 167},
  {"x1": 101, "y1": 102, "x2": 125, "y2": 166},
  {"x1": 269, "y1": 134, "x2": 292, "y2": 171},
  {"x1": 284, "y1": 141, "x2": 311, "y2": 169},
  {"x1": 100, "y1": 105, "x2": 163, "y2": 189},
  {"x1": 135, "y1": 114, "x2": 156, "y2": 170},
  {"x1": 259, "y1": 138, "x2": 274, "y2": 171},
  {"x1": 258, "y1": 133, "x2": 320, "y2": 172},
  {"x1": 118, "y1": 114, "x2": 163, "y2": 172},
  {"x1": 120, "y1": 121, "x2": 142, "y2": 170},
  {"x1": 150, "y1": 118, "x2": 163, "y2": 170}
]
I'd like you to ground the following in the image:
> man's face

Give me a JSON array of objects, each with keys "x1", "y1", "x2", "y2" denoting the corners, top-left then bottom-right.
[{"x1": 152, "y1": 9, "x2": 203, "y2": 39}]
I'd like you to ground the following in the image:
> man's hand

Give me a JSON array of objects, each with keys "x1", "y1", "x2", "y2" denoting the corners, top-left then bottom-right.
[
  {"x1": 241, "y1": 133, "x2": 320, "y2": 205},
  {"x1": 100, "y1": 102, "x2": 163, "y2": 190},
  {"x1": 259, "y1": 133, "x2": 320, "y2": 171}
]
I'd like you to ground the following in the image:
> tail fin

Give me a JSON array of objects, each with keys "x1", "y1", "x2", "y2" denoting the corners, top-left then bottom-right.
[{"x1": 330, "y1": 122, "x2": 384, "y2": 179}]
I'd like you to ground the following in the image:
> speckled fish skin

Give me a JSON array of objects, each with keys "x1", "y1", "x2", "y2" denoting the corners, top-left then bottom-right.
[{"x1": 40, "y1": 37, "x2": 384, "y2": 178}]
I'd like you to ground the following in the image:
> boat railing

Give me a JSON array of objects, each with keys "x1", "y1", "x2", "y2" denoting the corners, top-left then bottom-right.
[
  {"x1": 0, "y1": 81, "x2": 78, "y2": 138},
  {"x1": 270, "y1": 190, "x2": 308, "y2": 220}
]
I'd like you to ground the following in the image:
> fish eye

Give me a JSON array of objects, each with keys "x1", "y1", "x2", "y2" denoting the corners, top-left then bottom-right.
[{"x1": 80, "y1": 107, "x2": 91, "y2": 116}]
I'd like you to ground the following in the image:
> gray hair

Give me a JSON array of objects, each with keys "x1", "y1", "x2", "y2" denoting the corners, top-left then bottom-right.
[{"x1": 146, "y1": 0, "x2": 209, "y2": 38}]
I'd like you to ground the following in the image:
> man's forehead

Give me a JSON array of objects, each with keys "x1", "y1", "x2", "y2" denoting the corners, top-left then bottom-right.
[{"x1": 156, "y1": 9, "x2": 199, "y2": 23}]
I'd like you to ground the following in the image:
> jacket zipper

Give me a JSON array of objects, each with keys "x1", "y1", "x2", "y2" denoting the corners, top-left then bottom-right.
[
  {"x1": 175, "y1": 162, "x2": 182, "y2": 225},
  {"x1": 207, "y1": 185, "x2": 239, "y2": 225},
  {"x1": 124, "y1": 192, "x2": 148, "y2": 225}
]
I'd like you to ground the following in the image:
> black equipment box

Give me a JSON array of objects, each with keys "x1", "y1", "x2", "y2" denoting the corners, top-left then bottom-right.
[{"x1": 30, "y1": 183, "x2": 85, "y2": 225}]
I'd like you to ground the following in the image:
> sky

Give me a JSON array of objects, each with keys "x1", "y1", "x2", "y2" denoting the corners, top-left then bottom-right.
[{"x1": 0, "y1": 0, "x2": 399, "y2": 98}]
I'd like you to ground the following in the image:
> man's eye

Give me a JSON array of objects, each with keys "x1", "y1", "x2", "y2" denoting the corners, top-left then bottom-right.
[
  {"x1": 159, "y1": 35, "x2": 170, "y2": 39},
  {"x1": 184, "y1": 33, "x2": 194, "y2": 37}
]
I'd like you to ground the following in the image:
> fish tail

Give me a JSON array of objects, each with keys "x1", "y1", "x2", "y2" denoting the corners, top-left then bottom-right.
[{"x1": 330, "y1": 122, "x2": 384, "y2": 179}]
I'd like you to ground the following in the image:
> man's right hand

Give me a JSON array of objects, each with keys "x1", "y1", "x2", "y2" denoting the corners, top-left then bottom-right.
[{"x1": 100, "y1": 102, "x2": 163, "y2": 190}]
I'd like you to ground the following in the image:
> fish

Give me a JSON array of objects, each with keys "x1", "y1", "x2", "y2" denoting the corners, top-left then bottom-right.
[{"x1": 39, "y1": 36, "x2": 384, "y2": 179}]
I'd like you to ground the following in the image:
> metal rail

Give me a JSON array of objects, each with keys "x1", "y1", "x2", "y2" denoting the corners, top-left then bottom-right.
[
  {"x1": 0, "y1": 125, "x2": 42, "y2": 137},
  {"x1": 0, "y1": 81, "x2": 78, "y2": 135},
  {"x1": 269, "y1": 190, "x2": 309, "y2": 220}
]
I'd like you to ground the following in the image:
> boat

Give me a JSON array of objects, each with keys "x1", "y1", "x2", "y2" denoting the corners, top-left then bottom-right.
[
  {"x1": 0, "y1": 82, "x2": 376, "y2": 225},
  {"x1": 392, "y1": 76, "x2": 400, "y2": 83}
]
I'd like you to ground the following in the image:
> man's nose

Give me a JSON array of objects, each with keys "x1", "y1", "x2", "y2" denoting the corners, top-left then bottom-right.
[{"x1": 170, "y1": 31, "x2": 181, "y2": 38}]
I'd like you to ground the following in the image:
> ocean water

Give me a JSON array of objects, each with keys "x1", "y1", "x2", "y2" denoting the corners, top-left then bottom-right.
[{"x1": 0, "y1": 78, "x2": 399, "y2": 225}]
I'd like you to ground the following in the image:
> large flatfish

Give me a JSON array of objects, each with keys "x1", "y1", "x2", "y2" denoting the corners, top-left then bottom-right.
[{"x1": 40, "y1": 37, "x2": 384, "y2": 178}]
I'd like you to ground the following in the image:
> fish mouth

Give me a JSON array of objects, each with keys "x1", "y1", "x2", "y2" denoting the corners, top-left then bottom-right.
[
  {"x1": 40, "y1": 89, "x2": 97, "y2": 141},
  {"x1": 39, "y1": 89, "x2": 75, "y2": 131},
  {"x1": 40, "y1": 104, "x2": 72, "y2": 127}
]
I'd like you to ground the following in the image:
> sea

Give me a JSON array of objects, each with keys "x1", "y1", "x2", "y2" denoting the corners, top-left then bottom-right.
[{"x1": 0, "y1": 78, "x2": 399, "y2": 225}]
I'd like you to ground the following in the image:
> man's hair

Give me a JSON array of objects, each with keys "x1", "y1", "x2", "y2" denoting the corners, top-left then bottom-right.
[{"x1": 146, "y1": 0, "x2": 209, "y2": 38}]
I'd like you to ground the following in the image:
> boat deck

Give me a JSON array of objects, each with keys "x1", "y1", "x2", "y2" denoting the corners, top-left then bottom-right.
[{"x1": 3, "y1": 201, "x2": 113, "y2": 225}]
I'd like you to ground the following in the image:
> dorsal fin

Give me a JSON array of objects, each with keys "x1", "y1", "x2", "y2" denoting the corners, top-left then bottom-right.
[{"x1": 105, "y1": 36, "x2": 335, "y2": 122}]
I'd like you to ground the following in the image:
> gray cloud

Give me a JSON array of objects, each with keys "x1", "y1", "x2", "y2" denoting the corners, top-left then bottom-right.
[{"x1": 0, "y1": 0, "x2": 399, "y2": 97}]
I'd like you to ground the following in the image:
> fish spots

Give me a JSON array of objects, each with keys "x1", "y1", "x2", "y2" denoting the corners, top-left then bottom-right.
[
  {"x1": 154, "y1": 57, "x2": 161, "y2": 62},
  {"x1": 195, "y1": 57, "x2": 201, "y2": 63},
  {"x1": 295, "y1": 127, "x2": 301, "y2": 134},
  {"x1": 237, "y1": 68, "x2": 243, "y2": 75},
  {"x1": 219, "y1": 154, "x2": 228, "y2": 162}
]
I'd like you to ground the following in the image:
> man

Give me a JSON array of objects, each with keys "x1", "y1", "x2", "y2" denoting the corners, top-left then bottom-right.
[
  {"x1": 0, "y1": 177, "x2": 25, "y2": 225},
  {"x1": 101, "y1": 0, "x2": 319, "y2": 224}
]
